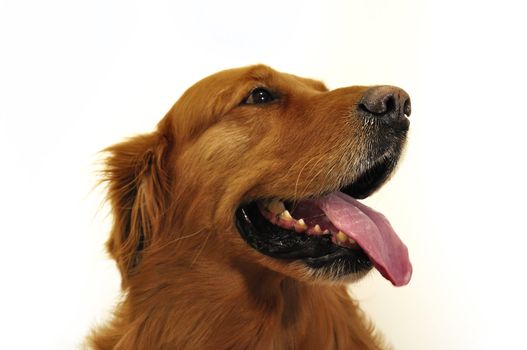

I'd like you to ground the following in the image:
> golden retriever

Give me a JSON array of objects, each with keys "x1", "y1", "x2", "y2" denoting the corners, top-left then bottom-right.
[{"x1": 88, "y1": 64, "x2": 412, "y2": 349}]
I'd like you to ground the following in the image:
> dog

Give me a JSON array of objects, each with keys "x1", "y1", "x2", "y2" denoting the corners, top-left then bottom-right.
[{"x1": 88, "y1": 64, "x2": 412, "y2": 349}]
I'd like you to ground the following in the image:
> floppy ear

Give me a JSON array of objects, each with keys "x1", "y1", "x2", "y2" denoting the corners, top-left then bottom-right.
[{"x1": 102, "y1": 131, "x2": 171, "y2": 284}]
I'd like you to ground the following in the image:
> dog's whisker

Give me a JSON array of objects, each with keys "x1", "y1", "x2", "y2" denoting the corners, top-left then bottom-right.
[
  {"x1": 141, "y1": 227, "x2": 207, "y2": 256},
  {"x1": 291, "y1": 155, "x2": 320, "y2": 208},
  {"x1": 166, "y1": 228, "x2": 206, "y2": 245},
  {"x1": 297, "y1": 153, "x2": 340, "y2": 201},
  {"x1": 291, "y1": 146, "x2": 342, "y2": 211},
  {"x1": 191, "y1": 229, "x2": 212, "y2": 266}
]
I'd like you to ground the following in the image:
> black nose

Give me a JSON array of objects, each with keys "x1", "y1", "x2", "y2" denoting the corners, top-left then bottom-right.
[{"x1": 358, "y1": 86, "x2": 411, "y2": 130}]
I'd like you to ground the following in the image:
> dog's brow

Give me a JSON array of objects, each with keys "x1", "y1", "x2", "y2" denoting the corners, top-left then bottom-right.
[{"x1": 247, "y1": 68, "x2": 274, "y2": 83}]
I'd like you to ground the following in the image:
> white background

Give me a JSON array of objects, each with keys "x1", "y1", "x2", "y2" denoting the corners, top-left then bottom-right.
[{"x1": 1, "y1": 0, "x2": 526, "y2": 349}]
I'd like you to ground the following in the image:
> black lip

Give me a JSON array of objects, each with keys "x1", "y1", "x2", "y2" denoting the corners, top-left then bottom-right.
[
  {"x1": 235, "y1": 203, "x2": 372, "y2": 272},
  {"x1": 341, "y1": 157, "x2": 396, "y2": 199}
]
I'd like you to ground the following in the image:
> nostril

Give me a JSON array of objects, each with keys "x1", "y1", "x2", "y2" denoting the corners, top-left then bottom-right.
[
  {"x1": 384, "y1": 95, "x2": 396, "y2": 115},
  {"x1": 358, "y1": 103, "x2": 371, "y2": 115},
  {"x1": 403, "y1": 98, "x2": 411, "y2": 117},
  {"x1": 359, "y1": 93, "x2": 396, "y2": 117}
]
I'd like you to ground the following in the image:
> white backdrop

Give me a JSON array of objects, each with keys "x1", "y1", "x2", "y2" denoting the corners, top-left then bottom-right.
[{"x1": 1, "y1": 0, "x2": 526, "y2": 349}]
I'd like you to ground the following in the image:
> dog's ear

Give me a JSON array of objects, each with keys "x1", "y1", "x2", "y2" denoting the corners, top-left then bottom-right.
[{"x1": 102, "y1": 131, "x2": 171, "y2": 284}]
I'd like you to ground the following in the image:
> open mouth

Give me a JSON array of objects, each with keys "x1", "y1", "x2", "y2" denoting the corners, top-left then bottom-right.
[{"x1": 235, "y1": 157, "x2": 412, "y2": 286}]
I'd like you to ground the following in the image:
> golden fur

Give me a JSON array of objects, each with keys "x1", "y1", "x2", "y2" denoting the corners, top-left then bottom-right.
[{"x1": 88, "y1": 65, "x2": 390, "y2": 349}]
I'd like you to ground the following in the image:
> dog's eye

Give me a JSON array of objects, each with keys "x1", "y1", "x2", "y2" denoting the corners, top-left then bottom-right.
[{"x1": 243, "y1": 87, "x2": 275, "y2": 105}]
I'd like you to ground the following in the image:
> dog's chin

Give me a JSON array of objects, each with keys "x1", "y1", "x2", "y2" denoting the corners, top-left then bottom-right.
[{"x1": 235, "y1": 155, "x2": 398, "y2": 282}]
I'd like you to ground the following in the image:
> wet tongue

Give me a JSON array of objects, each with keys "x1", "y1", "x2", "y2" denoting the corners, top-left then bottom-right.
[{"x1": 315, "y1": 192, "x2": 412, "y2": 286}]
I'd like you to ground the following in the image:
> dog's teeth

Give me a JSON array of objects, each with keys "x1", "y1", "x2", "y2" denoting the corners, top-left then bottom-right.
[
  {"x1": 295, "y1": 219, "x2": 307, "y2": 232},
  {"x1": 336, "y1": 231, "x2": 347, "y2": 243},
  {"x1": 313, "y1": 225, "x2": 322, "y2": 234},
  {"x1": 280, "y1": 210, "x2": 293, "y2": 222},
  {"x1": 268, "y1": 199, "x2": 286, "y2": 214},
  {"x1": 322, "y1": 229, "x2": 330, "y2": 235},
  {"x1": 348, "y1": 238, "x2": 356, "y2": 245}
]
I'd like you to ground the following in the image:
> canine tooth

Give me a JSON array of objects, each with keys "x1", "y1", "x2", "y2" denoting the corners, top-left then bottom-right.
[
  {"x1": 323, "y1": 229, "x2": 330, "y2": 235},
  {"x1": 336, "y1": 231, "x2": 347, "y2": 243},
  {"x1": 280, "y1": 210, "x2": 293, "y2": 222},
  {"x1": 268, "y1": 199, "x2": 286, "y2": 214},
  {"x1": 348, "y1": 238, "x2": 356, "y2": 244},
  {"x1": 313, "y1": 225, "x2": 322, "y2": 234}
]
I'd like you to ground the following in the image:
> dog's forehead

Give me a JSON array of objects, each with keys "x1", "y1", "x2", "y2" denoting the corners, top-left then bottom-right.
[
  {"x1": 201, "y1": 64, "x2": 327, "y2": 92},
  {"x1": 245, "y1": 65, "x2": 328, "y2": 92}
]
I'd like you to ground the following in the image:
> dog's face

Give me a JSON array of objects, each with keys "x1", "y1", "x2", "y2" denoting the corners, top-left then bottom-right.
[{"x1": 156, "y1": 65, "x2": 412, "y2": 286}]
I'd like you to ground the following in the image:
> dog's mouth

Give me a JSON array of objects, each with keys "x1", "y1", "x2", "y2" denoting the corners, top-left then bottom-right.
[{"x1": 235, "y1": 157, "x2": 412, "y2": 286}]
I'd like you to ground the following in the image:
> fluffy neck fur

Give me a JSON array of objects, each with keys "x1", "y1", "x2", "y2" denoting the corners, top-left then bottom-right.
[{"x1": 88, "y1": 243, "x2": 385, "y2": 350}]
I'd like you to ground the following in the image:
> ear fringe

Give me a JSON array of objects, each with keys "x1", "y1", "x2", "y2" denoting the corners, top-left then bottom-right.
[{"x1": 101, "y1": 132, "x2": 171, "y2": 284}]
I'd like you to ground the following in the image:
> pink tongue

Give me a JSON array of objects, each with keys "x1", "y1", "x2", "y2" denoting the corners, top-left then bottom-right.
[{"x1": 315, "y1": 192, "x2": 412, "y2": 286}]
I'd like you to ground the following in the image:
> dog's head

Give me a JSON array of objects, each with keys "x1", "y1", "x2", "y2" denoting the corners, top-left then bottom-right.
[{"x1": 103, "y1": 65, "x2": 412, "y2": 287}]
